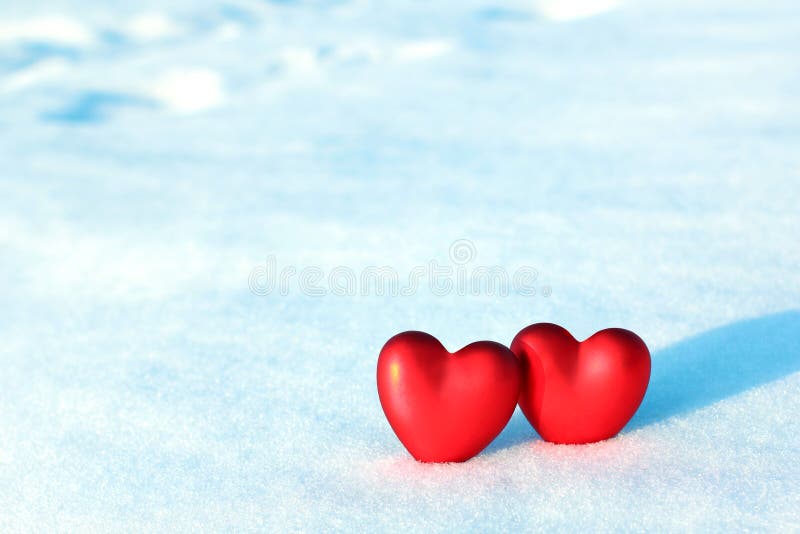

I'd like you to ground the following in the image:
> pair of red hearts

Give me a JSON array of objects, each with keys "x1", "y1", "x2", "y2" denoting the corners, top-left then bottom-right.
[{"x1": 377, "y1": 324, "x2": 651, "y2": 462}]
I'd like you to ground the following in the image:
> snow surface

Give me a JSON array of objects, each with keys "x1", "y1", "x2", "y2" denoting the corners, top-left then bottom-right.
[{"x1": 1, "y1": 0, "x2": 800, "y2": 530}]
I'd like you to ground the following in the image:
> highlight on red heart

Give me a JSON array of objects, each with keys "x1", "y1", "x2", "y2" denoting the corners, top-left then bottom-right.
[{"x1": 377, "y1": 324, "x2": 651, "y2": 462}]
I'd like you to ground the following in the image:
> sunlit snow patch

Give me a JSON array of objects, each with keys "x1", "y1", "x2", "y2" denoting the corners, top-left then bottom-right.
[
  {"x1": 1, "y1": 59, "x2": 69, "y2": 93},
  {"x1": 0, "y1": 15, "x2": 93, "y2": 46},
  {"x1": 126, "y1": 12, "x2": 181, "y2": 42},
  {"x1": 394, "y1": 40, "x2": 454, "y2": 62},
  {"x1": 534, "y1": 0, "x2": 620, "y2": 21},
  {"x1": 147, "y1": 68, "x2": 224, "y2": 113}
]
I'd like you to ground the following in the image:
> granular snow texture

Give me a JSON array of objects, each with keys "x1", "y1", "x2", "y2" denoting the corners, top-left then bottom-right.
[{"x1": 1, "y1": 0, "x2": 799, "y2": 530}]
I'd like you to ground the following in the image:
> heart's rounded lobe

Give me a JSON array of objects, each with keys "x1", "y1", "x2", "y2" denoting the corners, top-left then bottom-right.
[
  {"x1": 377, "y1": 331, "x2": 520, "y2": 462},
  {"x1": 511, "y1": 323, "x2": 650, "y2": 444}
]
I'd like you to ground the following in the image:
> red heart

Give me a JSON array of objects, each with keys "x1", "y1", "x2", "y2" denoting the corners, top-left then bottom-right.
[
  {"x1": 377, "y1": 331, "x2": 520, "y2": 462},
  {"x1": 511, "y1": 323, "x2": 650, "y2": 444}
]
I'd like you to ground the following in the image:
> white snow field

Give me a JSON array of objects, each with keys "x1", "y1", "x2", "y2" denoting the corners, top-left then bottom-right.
[{"x1": 1, "y1": 0, "x2": 800, "y2": 531}]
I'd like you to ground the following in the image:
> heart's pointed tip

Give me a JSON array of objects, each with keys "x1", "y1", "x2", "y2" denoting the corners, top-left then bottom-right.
[{"x1": 411, "y1": 454, "x2": 473, "y2": 464}]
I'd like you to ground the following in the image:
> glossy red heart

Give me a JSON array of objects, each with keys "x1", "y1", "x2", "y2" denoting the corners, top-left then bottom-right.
[
  {"x1": 511, "y1": 323, "x2": 650, "y2": 444},
  {"x1": 377, "y1": 331, "x2": 520, "y2": 462}
]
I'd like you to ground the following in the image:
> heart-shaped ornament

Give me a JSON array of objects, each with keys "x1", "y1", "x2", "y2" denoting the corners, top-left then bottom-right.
[
  {"x1": 377, "y1": 331, "x2": 520, "y2": 462},
  {"x1": 511, "y1": 323, "x2": 650, "y2": 444}
]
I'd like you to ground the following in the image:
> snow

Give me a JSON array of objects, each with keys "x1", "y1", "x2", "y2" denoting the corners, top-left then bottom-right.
[{"x1": 1, "y1": 0, "x2": 799, "y2": 530}]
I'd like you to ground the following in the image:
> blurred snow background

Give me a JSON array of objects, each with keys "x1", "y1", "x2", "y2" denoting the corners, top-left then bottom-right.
[{"x1": 1, "y1": 0, "x2": 799, "y2": 530}]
